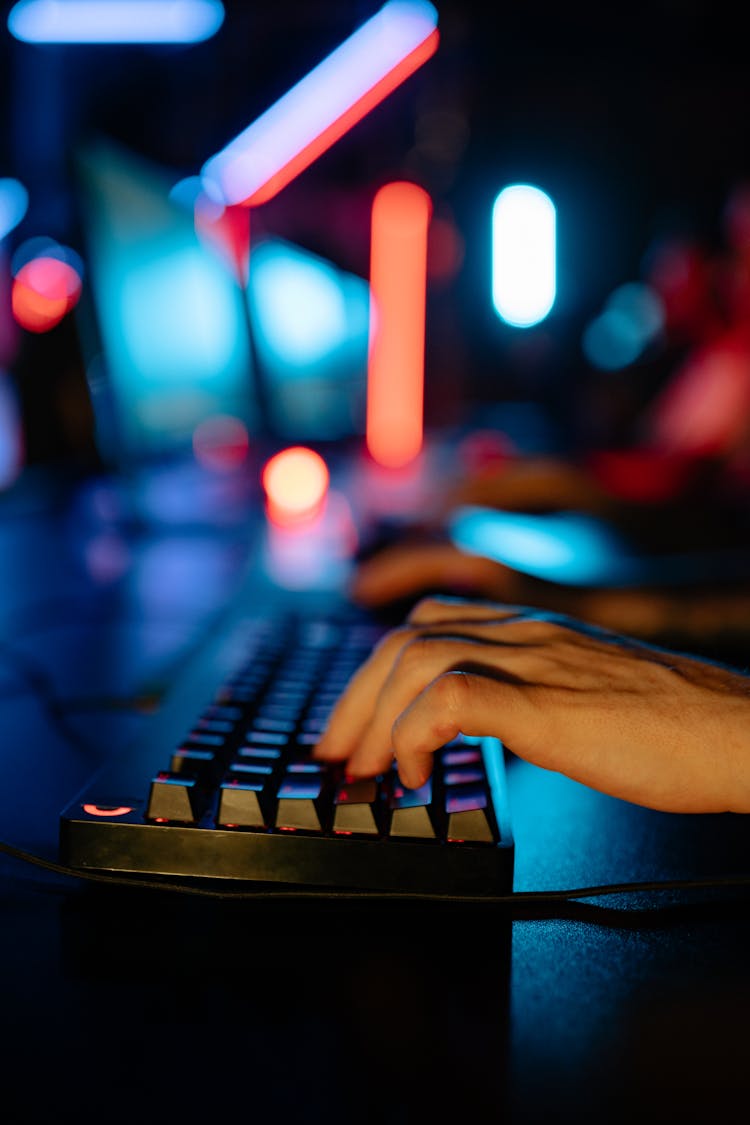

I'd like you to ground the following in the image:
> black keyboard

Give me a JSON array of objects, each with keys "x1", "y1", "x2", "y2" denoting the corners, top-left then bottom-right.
[{"x1": 59, "y1": 611, "x2": 514, "y2": 897}]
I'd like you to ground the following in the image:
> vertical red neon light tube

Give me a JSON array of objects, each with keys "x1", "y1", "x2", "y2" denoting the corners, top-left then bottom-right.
[{"x1": 367, "y1": 181, "x2": 432, "y2": 468}]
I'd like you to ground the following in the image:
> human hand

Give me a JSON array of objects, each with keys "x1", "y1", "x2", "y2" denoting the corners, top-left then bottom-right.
[
  {"x1": 314, "y1": 596, "x2": 750, "y2": 813},
  {"x1": 441, "y1": 454, "x2": 611, "y2": 516},
  {"x1": 350, "y1": 537, "x2": 527, "y2": 607}
]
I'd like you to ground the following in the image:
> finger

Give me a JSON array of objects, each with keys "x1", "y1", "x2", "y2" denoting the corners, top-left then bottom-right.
[
  {"x1": 314, "y1": 619, "x2": 529, "y2": 765},
  {"x1": 345, "y1": 633, "x2": 541, "y2": 779},
  {"x1": 313, "y1": 626, "x2": 420, "y2": 762},
  {"x1": 407, "y1": 593, "x2": 529, "y2": 625},
  {"x1": 316, "y1": 610, "x2": 607, "y2": 767},
  {"x1": 407, "y1": 597, "x2": 613, "y2": 649},
  {"x1": 349, "y1": 542, "x2": 520, "y2": 606},
  {"x1": 390, "y1": 670, "x2": 540, "y2": 789},
  {"x1": 444, "y1": 457, "x2": 608, "y2": 513}
]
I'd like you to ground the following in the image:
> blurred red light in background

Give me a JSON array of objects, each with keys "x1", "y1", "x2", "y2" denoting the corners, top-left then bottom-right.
[
  {"x1": 643, "y1": 237, "x2": 719, "y2": 347},
  {"x1": 587, "y1": 447, "x2": 693, "y2": 503},
  {"x1": 193, "y1": 414, "x2": 250, "y2": 472},
  {"x1": 262, "y1": 446, "x2": 330, "y2": 525},
  {"x1": 11, "y1": 255, "x2": 82, "y2": 333},
  {"x1": 645, "y1": 327, "x2": 750, "y2": 459},
  {"x1": 367, "y1": 180, "x2": 432, "y2": 469},
  {"x1": 457, "y1": 428, "x2": 518, "y2": 477},
  {"x1": 194, "y1": 195, "x2": 251, "y2": 287},
  {"x1": 427, "y1": 213, "x2": 464, "y2": 283}
]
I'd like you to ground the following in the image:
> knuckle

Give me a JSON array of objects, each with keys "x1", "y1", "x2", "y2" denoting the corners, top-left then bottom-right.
[
  {"x1": 407, "y1": 595, "x2": 455, "y2": 623},
  {"x1": 432, "y1": 669, "x2": 471, "y2": 711},
  {"x1": 394, "y1": 634, "x2": 435, "y2": 673},
  {"x1": 376, "y1": 624, "x2": 416, "y2": 658}
]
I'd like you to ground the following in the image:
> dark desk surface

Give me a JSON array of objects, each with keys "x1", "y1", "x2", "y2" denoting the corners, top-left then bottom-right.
[{"x1": 1, "y1": 463, "x2": 749, "y2": 1125}]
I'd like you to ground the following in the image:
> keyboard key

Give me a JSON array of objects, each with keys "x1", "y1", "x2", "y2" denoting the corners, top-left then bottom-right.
[
  {"x1": 217, "y1": 780, "x2": 272, "y2": 828},
  {"x1": 236, "y1": 745, "x2": 282, "y2": 761},
  {"x1": 443, "y1": 767, "x2": 485, "y2": 786},
  {"x1": 275, "y1": 774, "x2": 329, "y2": 831},
  {"x1": 229, "y1": 762, "x2": 274, "y2": 777},
  {"x1": 187, "y1": 732, "x2": 226, "y2": 747},
  {"x1": 257, "y1": 703, "x2": 305, "y2": 721},
  {"x1": 216, "y1": 686, "x2": 257, "y2": 704},
  {"x1": 294, "y1": 732, "x2": 320, "y2": 747},
  {"x1": 194, "y1": 718, "x2": 235, "y2": 734},
  {"x1": 251, "y1": 717, "x2": 296, "y2": 733},
  {"x1": 333, "y1": 777, "x2": 381, "y2": 835},
  {"x1": 388, "y1": 778, "x2": 438, "y2": 839},
  {"x1": 445, "y1": 784, "x2": 496, "y2": 843},
  {"x1": 170, "y1": 747, "x2": 217, "y2": 779},
  {"x1": 204, "y1": 705, "x2": 243, "y2": 721},
  {"x1": 245, "y1": 730, "x2": 289, "y2": 747},
  {"x1": 441, "y1": 747, "x2": 482, "y2": 767},
  {"x1": 60, "y1": 613, "x2": 514, "y2": 895},
  {"x1": 146, "y1": 774, "x2": 209, "y2": 823}
]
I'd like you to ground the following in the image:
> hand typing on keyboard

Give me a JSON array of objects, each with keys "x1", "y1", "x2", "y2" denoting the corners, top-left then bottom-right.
[{"x1": 314, "y1": 595, "x2": 750, "y2": 815}]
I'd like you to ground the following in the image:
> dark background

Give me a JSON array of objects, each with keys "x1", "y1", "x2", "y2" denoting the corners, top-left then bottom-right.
[{"x1": 2, "y1": 0, "x2": 750, "y2": 456}]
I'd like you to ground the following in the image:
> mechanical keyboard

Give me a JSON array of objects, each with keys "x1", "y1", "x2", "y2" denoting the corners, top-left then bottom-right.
[{"x1": 59, "y1": 609, "x2": 514, "y2": 897}]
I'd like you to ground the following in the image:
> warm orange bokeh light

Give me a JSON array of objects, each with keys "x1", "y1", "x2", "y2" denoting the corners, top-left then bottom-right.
[
  {"x1": 11, "y1": 256, "x2": 82, "y2": 333},
  {"x1": 262, "y1": 446, "x2": 330, "y2": 525},
  {"x1": 367, "y1": 180, "x2": 432, "y2": 469}
]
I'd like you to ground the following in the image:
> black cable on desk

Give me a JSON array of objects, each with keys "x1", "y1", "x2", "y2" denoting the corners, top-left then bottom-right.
[{"x1": 1, "y1": 836, "x2": 749, "y2": 911}]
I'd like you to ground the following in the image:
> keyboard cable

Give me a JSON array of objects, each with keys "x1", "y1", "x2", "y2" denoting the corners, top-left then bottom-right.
[
  {"x1": 1, "y1": 636, "x2": 749, "y2": 915},
  {"x1": 1, "y1": 835, "x2": 749, "y2": 911}
]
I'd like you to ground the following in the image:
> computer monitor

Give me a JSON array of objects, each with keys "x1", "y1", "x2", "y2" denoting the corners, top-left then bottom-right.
[
  {"x1": 74, "y1": 136, "x2": 370, "y2": 475},
  {"x1": 74, "y1": 136, "x2": 258, "y2": 470}
]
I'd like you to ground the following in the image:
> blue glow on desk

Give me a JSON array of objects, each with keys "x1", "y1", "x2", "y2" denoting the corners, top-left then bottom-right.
[
  {"x1": 449, "y1": 506, "x2": 634, "y2": 586},
  {"x1": 8, "y1": 0, "x2": 224, "y2": 43}
]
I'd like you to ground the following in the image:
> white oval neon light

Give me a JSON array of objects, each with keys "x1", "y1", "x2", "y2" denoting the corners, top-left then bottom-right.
[{"x1": 492, "y1": 184, "x2": 556, "y2": 328}]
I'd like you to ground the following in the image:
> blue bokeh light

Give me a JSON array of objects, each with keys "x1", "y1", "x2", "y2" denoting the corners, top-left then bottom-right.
[
  {"x1": 0, "y1": 180, "x2": 29, "y2": 242},
  {"x1": 8, "y1": 0, "x2": 225, "y2": 43},
  {"x1": 449, "y1": 506, "x2": 635, "y2": 586}
]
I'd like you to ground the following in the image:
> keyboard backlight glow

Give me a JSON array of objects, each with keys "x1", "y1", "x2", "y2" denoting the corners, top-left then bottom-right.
[
  {"x1": 492, "y1": 184, "x2": 556, "y2": 327},
  {"x1": 366, "y1": 180, "x2": 432, "y2": 468},
  {"x1": 201, "y1": 0, "x2": 439, "y2": 206},
  {"x1": 8, "y1": 0, "x2": 225, "y2": 43},
  {"x1": 82, "y1": 804, "x2": 133, "y2": 817}
]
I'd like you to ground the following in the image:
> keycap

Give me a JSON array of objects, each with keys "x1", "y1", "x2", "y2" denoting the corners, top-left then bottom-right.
[
  {"x1": 333, "y1": 777, "x2": 381, "y2": 835},
  {"x1": 194, "y1": 718, "x2": 235, "y2": 733},
  {"x1": 388, "y1": 778, "x2": 438, "y2": 839},
  {"x1": 204, "y1": 705, "x2": 243, "y2": 721},
  {"x1": 443, "y1": 767, "x2": 485, "y2": 785},
  {"x1": 441, "y1": 747, "x2": 482, "y2": 767},
  {"x1": 186, "y1": 732, "x2": 226, "y2": 747},
  {"x1": 169, "y1": 747, "x2": 217, "y2": 779},
  {"x1": 445, "y1": 784, "x2": 496, "y2": 843},
  {"x1": 275, "y1": 773, "x2": 329, "y2": 832},
  {"x1": 244, "y1": 731, "x2": 289, "y2": 747},
  {"x1": 236, "y1": 745, "x2": 282, "y2": 761},
  {"x1": 217, "y1": 779, "x2": 274, "y2": 828},
  {"x1": 251, "y1": 717, "x2": 296, "y2": 733},
  {"x1": 146, "y1": 774, "x2": 209, "y2": 823}
]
